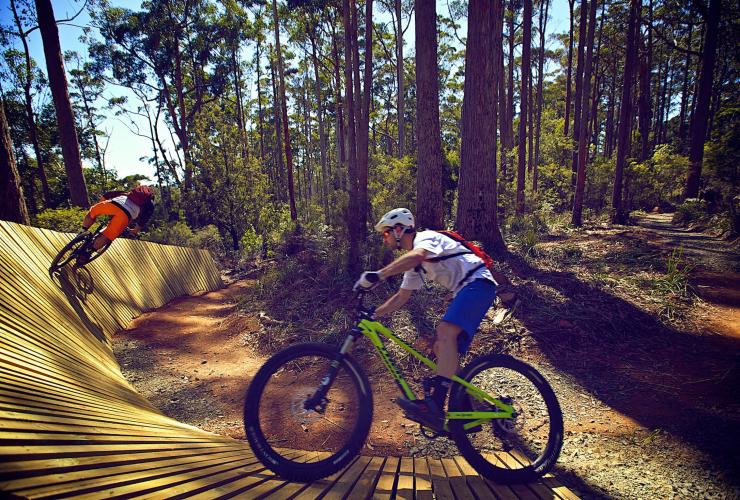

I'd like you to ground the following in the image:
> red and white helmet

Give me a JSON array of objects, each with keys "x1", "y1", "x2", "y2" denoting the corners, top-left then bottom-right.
[{"x1": 374, "y1": 208, "x2": 415, "y2": 232}]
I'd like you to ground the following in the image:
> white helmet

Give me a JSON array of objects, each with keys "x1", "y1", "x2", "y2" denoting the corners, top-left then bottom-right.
[{"x1": 375, "y1": 208, "x2": 415, "y2": 232}]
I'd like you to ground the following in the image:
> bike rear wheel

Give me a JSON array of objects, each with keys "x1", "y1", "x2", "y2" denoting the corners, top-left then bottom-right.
[
  {"x1": 244, "y1": 342, "x2": 373, "y2": 482},
  {"x1": 449, "y1": 354, "x2": 563, "y2": 484}
]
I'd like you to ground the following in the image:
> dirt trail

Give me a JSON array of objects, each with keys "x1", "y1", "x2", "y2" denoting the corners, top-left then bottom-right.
[{"x1": 634, "y1": 213, "x2": 740, "y2": 338}]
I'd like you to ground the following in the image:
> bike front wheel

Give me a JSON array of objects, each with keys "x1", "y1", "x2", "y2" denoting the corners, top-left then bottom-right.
[
  {"x1": 243, "y1": 342, "x2": 373, "y2": 482},
  {"x1": 449, "y1": 354, "x2": 564, "y2": 484},
  {"x1": 49, "y1": 233, "x2": 90, "y2": 275}
]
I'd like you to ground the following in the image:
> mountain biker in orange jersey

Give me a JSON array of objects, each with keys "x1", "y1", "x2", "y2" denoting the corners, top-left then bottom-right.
[
  {"x1": 78, "y1": 185, "x2": 155, "y2": 262},
  {"x1": 353, "y1": 208, "x2": 498, "y2": 431}
]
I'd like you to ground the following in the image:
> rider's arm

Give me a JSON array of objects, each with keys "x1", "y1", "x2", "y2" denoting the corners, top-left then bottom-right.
[
  {"x1": 375, "y1": 288, "x2": 413, "y2": 318},
  {"x1": 378, "y1": 247, "x2": 430, "y2": 280}
]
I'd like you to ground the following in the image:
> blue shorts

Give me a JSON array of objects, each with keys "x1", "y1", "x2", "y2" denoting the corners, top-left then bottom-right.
[{"x1": 442, "y1": 279, "x2": 497, "y2": 354}]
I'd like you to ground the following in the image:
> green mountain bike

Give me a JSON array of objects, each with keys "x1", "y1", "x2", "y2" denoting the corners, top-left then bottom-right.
[{"x1": 243, "y1": 289, "x2": 563, "y2": 484}]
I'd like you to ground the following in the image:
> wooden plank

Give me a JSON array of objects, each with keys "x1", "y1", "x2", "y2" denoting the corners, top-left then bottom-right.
[
  {"x1": 291, "y1": 455, "x2": 359, "y2": 500},
  {"x1": 394, "y1": 457, "x2": 414, "y2": 500},
  {"x1": 505, "y1": 450, "x2": 567, "y2": 499},
  {"x1": 413, "y1": 456, "x2": 434, "y2": 500},
  {"x1": 369, "y1": 455, "x2": 399, "y2": 499},
  {"x1": 542, "y1": 475, "x2": 582, "y2": 500},
  {"x1": 10, "y1": 454, "x2": 253, "y2": 498},
  {"x1": 441, "y1": 457, "x2": 476, "y2": 500},
  {"x1": 144, "y1": 450, "x2": 308, "y2": 499},
  {"x1": 346, "y1": 455, "x2": 385, "y2": 499},
  {"x1": 427, "y1": 457, "x2": 455, "y2": 500},
  {"x1": 3, "y1": 449, "x2": 253, "y2": 496},
  {"x1": 323, "y1": 455, "x2": 372, "y2": 499},
  {"x1": 445, "y1": 457, "x2": 496, "y2": 499}
]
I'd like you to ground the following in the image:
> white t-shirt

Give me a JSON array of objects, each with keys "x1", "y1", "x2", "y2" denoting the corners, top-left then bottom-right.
[
  {"x1": 400, "y1": 230, "x2": 497, "y2": 295},
  {"x1": 111, "y1": 195, "x2": 141, "y2": 220}
]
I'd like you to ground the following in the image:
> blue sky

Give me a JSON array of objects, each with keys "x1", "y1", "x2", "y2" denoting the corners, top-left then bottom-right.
[{"x1": 2, "y1": 0, "x2": 570, "y2": 181}]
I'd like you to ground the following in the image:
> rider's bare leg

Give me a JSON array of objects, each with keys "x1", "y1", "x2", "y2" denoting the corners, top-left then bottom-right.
[
  {"x1": 82, "y1": 214, "x2": 94, "y2": 230},
  {"x1": 433, "y1": 321, "x2": 463, "y2": 379},
  {"x1": 92, "y1": 234, "x2": 110, "y2": 251}
]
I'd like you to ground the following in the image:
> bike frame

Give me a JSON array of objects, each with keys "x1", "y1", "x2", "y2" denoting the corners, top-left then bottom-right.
[{"x1": 340, "y1": 317, "x2": 515, "y2": 431}]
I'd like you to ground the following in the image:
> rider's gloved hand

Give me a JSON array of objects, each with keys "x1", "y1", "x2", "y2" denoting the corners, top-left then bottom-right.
[
  {"x1": 353, "y1": 271, "x2": 382, "y2": 292},
  {"x1": 360, "y1": 305, "x2": 376, "y2": 320}
]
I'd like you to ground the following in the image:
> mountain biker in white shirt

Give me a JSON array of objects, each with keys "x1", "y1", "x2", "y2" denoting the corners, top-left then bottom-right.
[{"x1": 354, "y1": 208, "x2": 497, "y2": 431}]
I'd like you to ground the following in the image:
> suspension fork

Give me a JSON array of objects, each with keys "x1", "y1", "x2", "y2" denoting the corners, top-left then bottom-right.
[{"x1": 303, "y1": 328, "x2": 362, "y2": 411}]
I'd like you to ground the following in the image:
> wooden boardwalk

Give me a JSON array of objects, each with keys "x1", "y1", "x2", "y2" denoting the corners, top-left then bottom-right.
[{"x1": 0, "y1": 221, "x2": 578, "y2": 498}]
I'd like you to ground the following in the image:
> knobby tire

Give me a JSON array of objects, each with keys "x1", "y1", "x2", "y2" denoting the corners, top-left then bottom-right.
[{"x1": 244, "y1": 342, "x2": 373, "y2": 482}]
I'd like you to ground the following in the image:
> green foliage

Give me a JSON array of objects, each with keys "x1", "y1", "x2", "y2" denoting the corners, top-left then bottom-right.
[
  {"x1": 672, "y1": 199, "x2": 707, "y2": 226},
  {"x1": 145, "y1": 222, "x2": 225, "y2": 254},
  {"x1": 655, "y1": 247, "x2": 694, "y2": 298},
  {"x1": 629, "y1": 145, "x2": 688, "y2": 210},
  {"x1": 33, "y1": 207, "x2": 88, "y2": 233},
  {"x1": 190, "y1": 225, "x2": 226, "y2": 255},
  {"x1": 145, "y1": 221, "x2": 197, "y2": 247},
  {"x1": 240, "y1": 227, "x2": 262, "y2": 261},
  {"x1": 369, "y1": 154, "x2": 416, "y2": 223},
  {"x1": 704, "y1": 100, "x2": 740, "y2": 198},
  {"x1": 508, "y1": 213, "x2": 549, "y2": 256}
]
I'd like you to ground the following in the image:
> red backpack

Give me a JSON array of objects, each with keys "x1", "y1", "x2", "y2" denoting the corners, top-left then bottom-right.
[
  {"x1": 426, "y1": 230, "x2": 496, "y2": 272},
  {"x1": 127, "y1": 185, "x2": 154, "y2": 206}
]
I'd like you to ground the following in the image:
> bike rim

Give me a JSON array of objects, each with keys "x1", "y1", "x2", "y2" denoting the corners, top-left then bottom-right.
[
  {"x1": 455, "y1": 363, "x2": 557, "y2": 472},
  {"x1": 255, "y1": 352, "x2": 365, "y2": 459}
]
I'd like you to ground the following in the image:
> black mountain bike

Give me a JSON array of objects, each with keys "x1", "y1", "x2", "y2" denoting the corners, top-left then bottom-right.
[
  {"x1": 48, "y1": 223, "x2": 113, "y2": 276},
  {"x1": 244, "y1": 289, "x2": 563, "y2": 484}
]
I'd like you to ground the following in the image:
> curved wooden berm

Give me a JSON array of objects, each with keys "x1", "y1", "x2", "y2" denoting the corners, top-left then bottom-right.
[{"x1": 0, "y1": 221, "x2": 578, "y2": 498}]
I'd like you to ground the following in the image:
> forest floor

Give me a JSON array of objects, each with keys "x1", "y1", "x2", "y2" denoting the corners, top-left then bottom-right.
[{"x1": 112, "y1": 213, "x2": 740, "y2": 499}]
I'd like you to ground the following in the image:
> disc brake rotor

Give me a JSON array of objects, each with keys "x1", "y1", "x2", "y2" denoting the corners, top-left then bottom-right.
[{"x1": 290, "y1": 390, "x2": 324, "y2": 425}]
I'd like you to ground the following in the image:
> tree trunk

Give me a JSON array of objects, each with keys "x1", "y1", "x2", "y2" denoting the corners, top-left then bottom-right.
[
  {"x1": 34, "y1": 0, "x2": 89, "y2": 207},
  {"x1": 660, "y1": 57, "x2": 675, "y2": 145},
  {"x1": 357, "y1": 0, "x2": 373, "y2": 234},
  {"x1": 269, "y1": 49, "x2": 284, "y2": 195},
  {"x1": 572, "y1": 0, "x2": 597, "y2": 226},
  {"x1": 604, "y1": 65, "x2": 616, "y2": 158},
  {"x1": 309, "y1": 30, "x2": 329, "y2": 214},
  {"x1": 343, "y1": 0, "x2": 360, "y2": 273},
  {"x1": 684, "y1": 0, "x2": 719, "y2": 199},
  {"x1": 678, "y1": 23, "x2": 693, "y2": 151},
  {"x1": 611, "y1": 0, "x2": 640, "y2": 224},
  {"x1": 589, "y1": 3, "x2": 606, "y2": 154},
  {"x1": 507, "y1": 0, "x2": 516, "y2": 160},
  {"x1": 11, "y1": 0, "x2": 51, "y2": 208},
  {"x1": 396, "y1": 0, "x2": 405, "y2": 157},
  {"x1": 637, "y1": 0, "x2": 653, "y2": 161},
  {"x1": 330, "y1": 23, "x2": 346, "y2": 189},
  {"x1": 516, "y1": 0, "x2": 532, "y2": 215},
  {"x1": 255, "y1": 32, "x2": 266, "y2": 162},
  {"x1": 533, "y1": 0, "x2": 550, "y2": 192},
  {"x1": 232, "y1": 46, "x2": 248, "y2": 160},
  {"x1": 457, "y1": 0, "x2": 506, "y2": 253},
  {"x1": 570, "y1": 0, "x2": 588, "y2": 192},
  {"x1": 0, "y1": 98, "x2": 30, "y2": 224},
  {"x1": 415, "y1": 0, "x2": 443, "y2": 230},
  {"x1": 272, "y1": 0, "x2": 297, "y2": 220},
  {"x1": 564, "y1": 0, "x2": 575, "y2": 137},
  {"x1": 498, "y1": 32, "x2": 508, "y2": 182},
  {"x1": 637, "y1": 39, "x2": 650, "y2": 160}
]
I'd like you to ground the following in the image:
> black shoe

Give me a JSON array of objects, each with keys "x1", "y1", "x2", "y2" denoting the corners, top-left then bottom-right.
[
  {"x1": 397, "y1": 397, "x2": 445, "y2": 432},
  {"x1": 75, "y1": 249, "x2": 93, "y2": 267}
]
